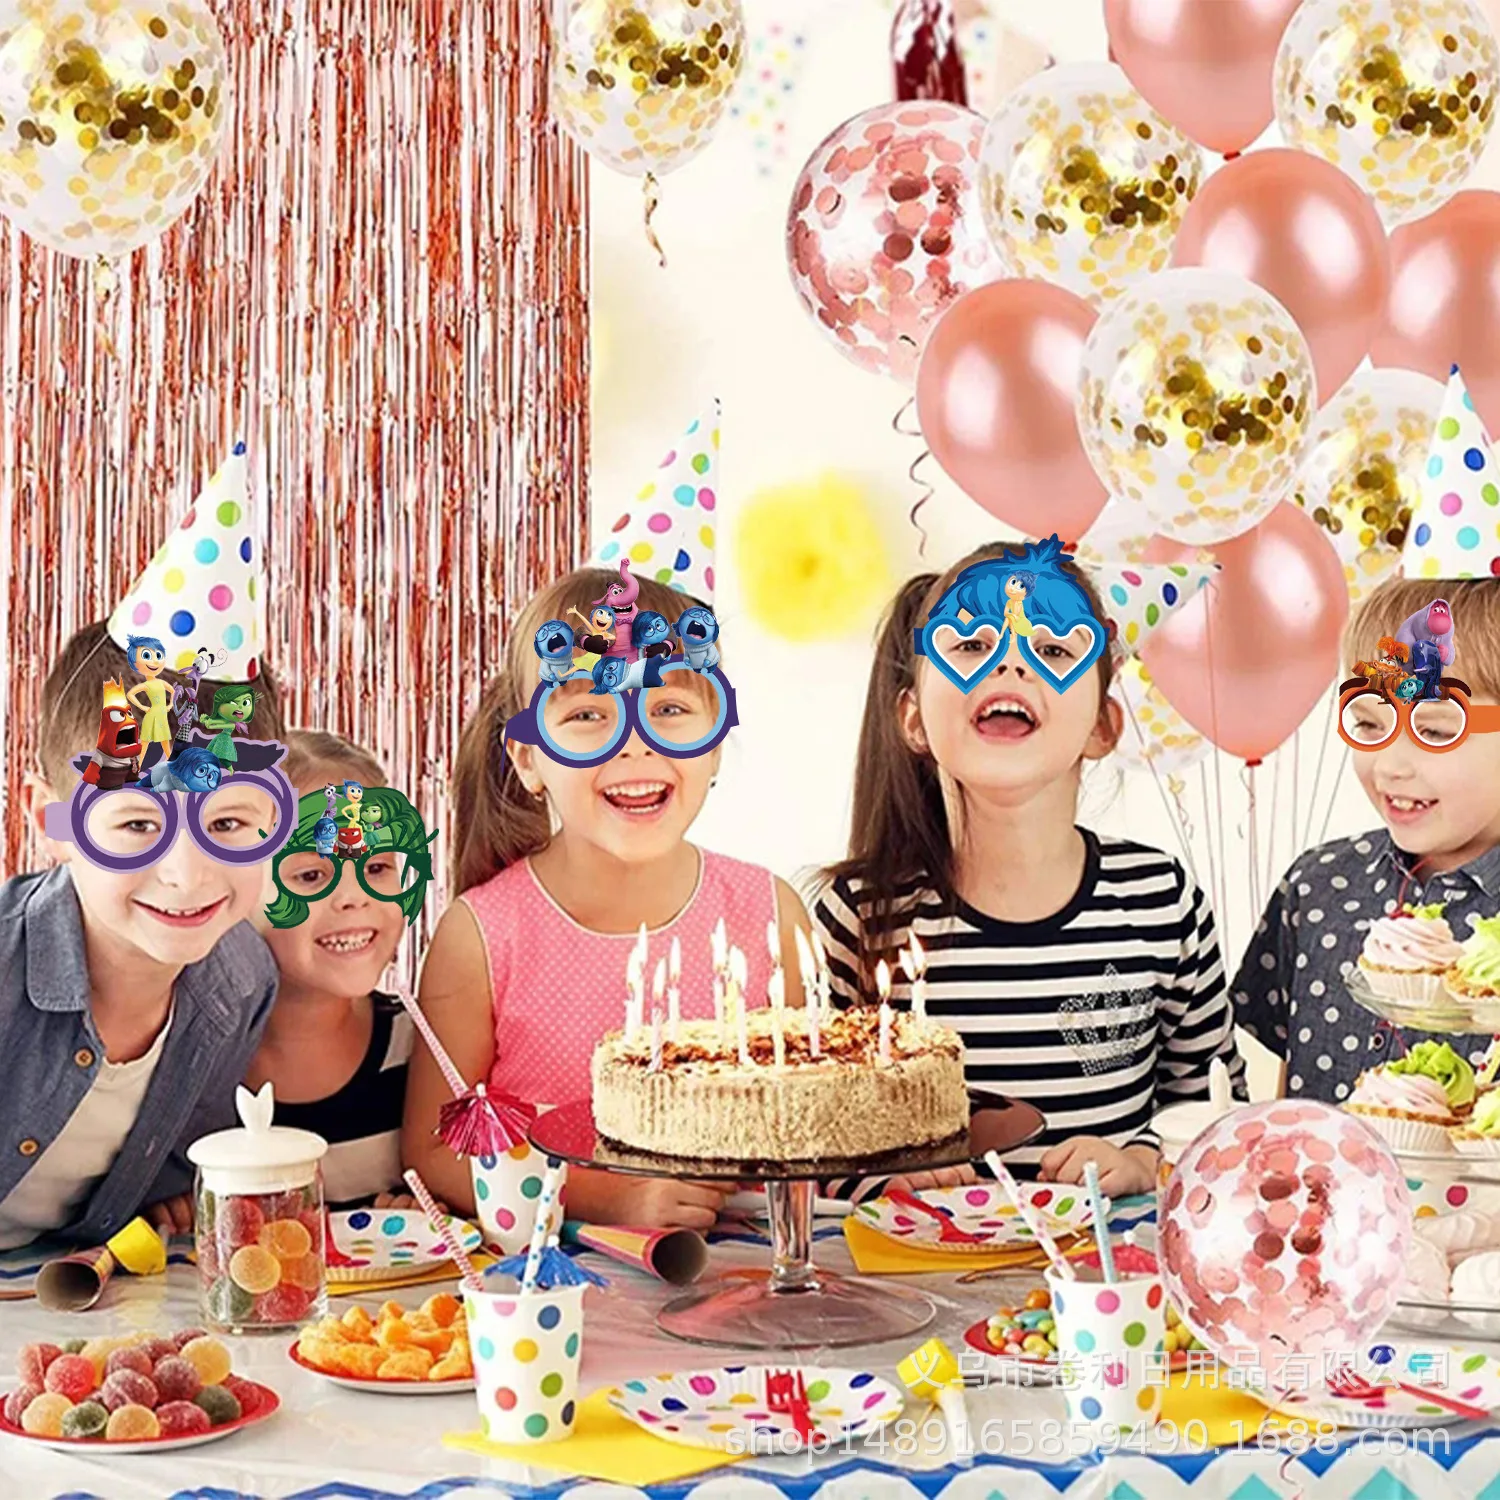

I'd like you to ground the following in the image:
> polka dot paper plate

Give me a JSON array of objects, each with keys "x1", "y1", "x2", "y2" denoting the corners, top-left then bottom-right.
[
  {"x1": 854, "y1": 1182, "x2": 1094, "y2": 1255},
  {"x1": 606, "y1": 1366, "x2": 904, "y2": 1455},
  {"x1": 327, "y1": 1210, "x2": 483, "y2": 1285}
]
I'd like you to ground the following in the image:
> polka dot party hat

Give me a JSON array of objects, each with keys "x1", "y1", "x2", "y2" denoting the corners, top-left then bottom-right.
[
  {"x1": 107, "y1": 444, "x2": 265, "y2": 680},
  {"x1": 1087, "y1": 559, "x2": 1219, "y2": 658},
  {"x1": 1403, "y1": 366, "x2": 1500, "y2": 580},
  {"x1": 592, "y1": 399, "x2": 719, "y2": 602}
]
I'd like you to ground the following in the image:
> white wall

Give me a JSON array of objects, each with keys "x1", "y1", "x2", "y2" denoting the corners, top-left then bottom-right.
[{"x1": 586, "y1": 0, "x2": 1500, "y2": 1098}]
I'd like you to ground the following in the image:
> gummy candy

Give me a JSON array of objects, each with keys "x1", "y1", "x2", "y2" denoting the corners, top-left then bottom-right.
[
  {"x1": 228, "y1": 1244, "x2": 281, "y2": 1295},
  {"x1": 104, "y1": 1347, "x2": 153, "y2": 1380},
  {"x1": 255, "y1": 1283, "x2": 312, "y2": 1326},
  {"x1": 219, "y1": 1197, "x2": 265, "y2": 1249},
  {"x1": 105, "y1": 1403, "x2": 160, "y2": 1441},
  {"x1": 193, "y1": 1384, "x2": 242, "y2": 1425},
  {"x1": 139, "y1": 1337, "x2": 178, "y2": 1366},
  {"x1": 170, "y1": 1327, "x2": 210, "y2": 1350},
  {"x1": 197, "y1": 1234, "x2": 222, "y2": 1283},
  {"x1": 100, "y1": 1369, "x2": 159, "y2": 1412},
  {"x1": 157, "y1": 1400, "x2": 212, "y2": 1436},
  {"x1": 151, "y1": 1356, "x2": 202, "y2": 1403},
  {"x1": 259, "y1": 1218, "x2": 312, "y2": 1260},
  {"x1": 59, "y1": 1338, "x2": 87, "y2": 1356},
  {"x1": 207, "y1": 1275, "x2": 255, "y2": 1326},
  {"x1": 78, "y1": 1338, "x2": 121, "y2": 1380},
  {"x1": 178, "y1": 1337, "x2": 232, "y2": 1387},
  {"x1": 60, "y1": 1401, "x2": 108, "y2": 1439},
  {"x1": 220, "y1": 1374, "x2": 260, "y2": 1416},
  {"x1": 279, "y1": 1252, "x2": 323, "y2": 1291},
  {"x1": 4, "y1": 1384, "x2": 40, "y2": 1426},
  {"x1": 16, "y1": 1342, "x2": 62, "y2": 1387},
  {"x1": 21, "y1": 1392, "x2": 73, "y2": 1437},
  {"x1": 44, "y1": 1354, "x2": 98, "y2": 1402}
]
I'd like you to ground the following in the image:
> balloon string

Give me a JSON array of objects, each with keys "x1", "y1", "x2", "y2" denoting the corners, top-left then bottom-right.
[
  {"x1": 892, "y1": 395, "x2": 923, "y2": 438},
  {"x1": 1243, "y1": 760, "x2": 1261, "y2": 922},
  {"x1": 1167, "y1": 775, "x2": 1197, "y2": 879},
  {"x1": 1263, "y1": 747, "x2": 1279, "y2": 913},
  {"x1": 1122, "y1": 691, "x2": 1199, "y2": 883},
  {"x1": 1290, "y1": 718, "x2": 1300, "y2": 892},
  {"x1": 893, "y1": 397, "x2": 934, "y2": 556},
  {"x1": 1204, "y1": 604, "x2": 1231, "y2": 956},
  {"x1": 1319, "y1": 744, "x2": 1349, "y2": 846},
  {"x1": 1303, "y1": 693, "x2": 1335, "y2": 853},
  {"x1": 641, "y1": 173, "x2": 667, "y2": 268}
]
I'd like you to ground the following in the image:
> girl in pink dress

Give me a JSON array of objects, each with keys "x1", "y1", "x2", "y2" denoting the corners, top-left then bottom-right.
[{"x1": 403, "y1": 566, "x2": 813, "y2": 1229}]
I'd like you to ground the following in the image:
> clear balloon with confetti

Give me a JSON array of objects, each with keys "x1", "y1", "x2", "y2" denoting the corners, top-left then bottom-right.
[
  {"x1": 0, "y1": 0, "x2": 229, "y2": 259},
  {"x1": 1290, "y1": 367, "x2": 1447, "y2": 604},
  {"x1": 1111, "y1": 656, "x2": 1210, "y2": 777},
  {"x1": 979, "y1": 62, "x2": 1203, "y2": 306},
  {"x1": 1076, "y1": 267, "x2": 1318, "y2": 546},
  {"x1": 1273, "y1": 0, "x2": 1500, "y2": 227}
]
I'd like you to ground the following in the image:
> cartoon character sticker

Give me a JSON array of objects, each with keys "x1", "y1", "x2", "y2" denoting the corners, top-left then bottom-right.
[
  {"x1": 124, "y1": 634, "x2": 176, "y2": 764},
  {"x1": 82, "y1": 679, "x2": 142, "y2": 790},
  {"x1": 200, "y1": 684, "x2": 258, "y2": 771}
]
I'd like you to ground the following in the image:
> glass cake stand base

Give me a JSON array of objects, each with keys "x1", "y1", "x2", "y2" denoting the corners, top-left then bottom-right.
[{"x1": 529, "y1": 1090, "x2": 1046, "y2": 1350}]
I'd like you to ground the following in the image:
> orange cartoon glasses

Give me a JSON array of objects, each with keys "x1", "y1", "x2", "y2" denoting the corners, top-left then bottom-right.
[{"x1": 1337, "y1": 678, "x2": 1500, "y2": 754}]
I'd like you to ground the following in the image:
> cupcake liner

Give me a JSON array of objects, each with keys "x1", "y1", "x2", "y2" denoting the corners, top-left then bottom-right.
[
  {"x1": 1344, "y1": 1107, "x2": 1453, "y2": 1154},
  {"x1": 1359, "y1": 965, "x2": 1449, "y2": 1004},
  {"x1": 1451, "y1": 1133, "x2": 1500, "y2": 1159}
]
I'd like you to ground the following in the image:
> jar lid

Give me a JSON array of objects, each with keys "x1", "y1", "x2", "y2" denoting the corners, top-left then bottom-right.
[{"x1": 188, "y1": 1083, "x2": 327, "y2": 1180}]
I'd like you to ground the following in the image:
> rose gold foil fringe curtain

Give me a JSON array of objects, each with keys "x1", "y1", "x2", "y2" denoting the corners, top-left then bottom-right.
[{"x1": 0, "y1": 0, "x2": 591, "y2": 928}]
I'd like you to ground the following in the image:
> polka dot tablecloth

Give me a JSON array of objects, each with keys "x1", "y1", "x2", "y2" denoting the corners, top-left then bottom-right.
[
  {"x1": 1045, "y1": 1266, "x2": 1166, "y2": 1435},
  {"x1": 470, "y1": 1141, "x2": 559, "y2": 1259},
  {"x1": 593, "y1": 401, "x2": 717, "y2": 602},
  {"x1": 605, "y1": 1365, "x2": 904, "y2": 1455},
  {"x1": 107, "y1": 444, "x2": 265, "y2": 680},
  {"x1": 466, "y1": 1283, "x2": 585, "y2": 1445},
  {"x1": 1404, "y1": 368, "x2": 1500, "y2": 581}
]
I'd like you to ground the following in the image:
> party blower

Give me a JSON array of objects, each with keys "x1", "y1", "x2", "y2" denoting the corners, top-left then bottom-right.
[{"x1": 559, "y1": 1222, "x2": 708, "y2": 1287}]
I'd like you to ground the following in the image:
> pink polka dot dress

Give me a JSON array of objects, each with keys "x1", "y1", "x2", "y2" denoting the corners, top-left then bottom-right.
[{"x1": 463, "y1": 850, "x2": 779, "y2": 1107}]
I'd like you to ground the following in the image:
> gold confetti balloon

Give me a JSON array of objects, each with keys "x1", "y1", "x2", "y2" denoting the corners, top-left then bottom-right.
[
  {"x1": 1273, "y1": 0, "x2": 1499, "y2": 227},
  {"x1": 1290, "y1": 366, "x2": 1446, "y2": 603},
  {"x1": 1112, "y1": 655, "x2": 1209, "y2": 777},
  {"x1": 0, "y1": 0, "x2": 228, "y2": 260},
  {"x1": 550, "y1": 0, "x2": 745, "y2": 178},
  {"x1": 1077, "y1": 268, "x2": 1318, "y2": 547},
  {"x1": 979, "y1": 61, "x2": 1202, "y2": 306}
]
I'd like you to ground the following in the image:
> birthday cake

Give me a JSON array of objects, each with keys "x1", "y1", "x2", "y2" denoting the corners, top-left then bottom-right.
[{"x1": 590, "y1": 1009, "x2": 970, "y2": 1164}]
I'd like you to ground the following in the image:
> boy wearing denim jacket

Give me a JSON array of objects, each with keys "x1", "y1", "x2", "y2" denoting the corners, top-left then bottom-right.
[{"x1": 0, "y1": 624, "x2": 287, "y2": 1249}]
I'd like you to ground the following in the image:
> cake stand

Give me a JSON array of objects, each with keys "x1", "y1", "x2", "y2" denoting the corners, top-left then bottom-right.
[{"x1": 529, "y1": 1089, "x2": 1045, "y2": 1350}]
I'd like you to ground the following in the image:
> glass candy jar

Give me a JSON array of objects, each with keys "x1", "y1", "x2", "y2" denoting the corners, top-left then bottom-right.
[{"x1": 187, "y1": 1082, "x2": 329, "y2": 1332}]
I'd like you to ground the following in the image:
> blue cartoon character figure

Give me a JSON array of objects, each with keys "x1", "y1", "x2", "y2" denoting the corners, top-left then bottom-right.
[
  {"x1": 138, "y1": 746, "x2": 223, "y2": 794},
  {"x1": 313, "y1": 783, "x2": 340, "y2": 856},
  {"x1": 1002, "y1": 573, "x2": 1035, "y2": 639},
  {"x1": 534, "y1": 619, "x2": 578, "y2": 686},
  {"x1": 631, "y1": 610, "x2": 674, "y2": 688},
  {"x1": 591, "y1": 655, "x2": 629, "y2": 695},
  {"x1": 675, "y1": 606, "x2": 721, "y2": 672}
]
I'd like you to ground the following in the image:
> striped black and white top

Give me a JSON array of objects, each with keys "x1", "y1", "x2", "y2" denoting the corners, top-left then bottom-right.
[
  {"x1": 273, "y1": 995, "x2": 413, "y2": 1210},
  {"x1": 812, "y1": 831, "x2": 1245, "y2": 1174}
]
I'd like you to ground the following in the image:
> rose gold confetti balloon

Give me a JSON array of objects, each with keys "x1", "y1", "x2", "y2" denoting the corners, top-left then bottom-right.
[
  {"x1": 0, "y1": 0, "x2": 229, "y2": 260},
  {"x1": 1160, "y1": 1100, "x2": 1411, "y2": 1391},
  {"x1": 786, "y1": 100, "x2": 1002, "y2": 385},
  {"x1": 550, "y1": 0, "x2": 745, "y2": 179},
  {"x1": 1273, "y1": 0, "x2": 1499, "y2": 227}
]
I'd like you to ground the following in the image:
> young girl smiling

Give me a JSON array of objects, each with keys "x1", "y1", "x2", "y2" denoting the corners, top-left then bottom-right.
[{"x1": 814, "y1": 540, "x2": 1245, "y2": 1195}]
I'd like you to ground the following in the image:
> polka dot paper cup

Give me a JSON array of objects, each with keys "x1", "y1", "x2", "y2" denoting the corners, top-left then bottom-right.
[
  {"x1": 471, "y1": 1142, "x2": 551, "y2": 1257},
  {"x1": 465, "y1": 1283, "x2": 585, "y2": 1445},
  {"x1": 1044, "y1": 1268, "x2": 1166, "y2": 1440}
]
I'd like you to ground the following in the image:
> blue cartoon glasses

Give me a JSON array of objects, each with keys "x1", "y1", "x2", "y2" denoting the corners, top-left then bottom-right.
[
  {"x1": 45, "y1": 770, "x2": 298, "y2": 873},
  {"x1": 505, "y1": 663, "x2": 738, "y2": 768}
]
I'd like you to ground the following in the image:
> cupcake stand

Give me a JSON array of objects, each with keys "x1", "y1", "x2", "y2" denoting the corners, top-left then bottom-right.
[
  {"x1": 530, "y1": 1088, "x2": 1044, "y2": 1350},
  {"x1": 1345, "y1": 968, "x2": 1500, "y2": 1337}
]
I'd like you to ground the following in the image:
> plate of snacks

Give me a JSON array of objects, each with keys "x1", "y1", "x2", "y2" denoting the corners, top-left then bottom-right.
[
  {"x1": 606, "y1": 1366, "x2": 904, "y2": 1455},
  {"x1": 327, "y1": 1209, "x2": 484, "y2": 1285},
  {"x1": 290, "y1": 1294, "x2": 474, "y2": 1392},
  {"x1": 854, "y1": 1182, "x2": 1093, "y2": 1255},
  {"x1": 0, "y1": 1329, "x2": 278, "y2": 1453}
]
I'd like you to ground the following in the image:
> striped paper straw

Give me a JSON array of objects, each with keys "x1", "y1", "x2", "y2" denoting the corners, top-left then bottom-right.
[
  {"x1": 1082, "y1": 1161, "x2": 1116, "y2": 1283},
  {"x1": 396, "y1": 992, "x2": 467, "y2": 1099},
  {"x1": 522, "y1": 1159, "x2": 567, "y2": 1294},
  {"x1": 403, "y1": 1169, "x2": 483, "y2": 1292},
  {"x1": 984, "y1": 1151, "x2": 1075, "y2": 1280}
]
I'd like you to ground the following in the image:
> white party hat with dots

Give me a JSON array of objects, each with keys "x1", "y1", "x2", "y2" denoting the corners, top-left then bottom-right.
[
  {"x1": 1403, "y1": 367, "x2": 1500, "y2": 581},
  {"x1": 592, "y1": 400, "x2": 719, "y2": 602},
  {"x1": 1088, "y1": 559, "x2": 1218, "y2": 658},
  {"x1": 107, "y1": 444, "x2": 266, "y2": 680}
]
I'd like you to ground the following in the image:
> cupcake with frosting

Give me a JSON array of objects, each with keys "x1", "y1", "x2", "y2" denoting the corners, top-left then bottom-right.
[
  {"x1": 1358, "y1": 902, "x2": 1465, "y2": 1001},
  {"x1": 1445, "y1": 914, "x2": 1500, "y2": 1003},
  {"x1": 1453, "y1": 1088, "x2": 1500, "y2": 1158},
  {"x1": 1344, "y1": 1068, "x2": 1457, "y2": 1152}
]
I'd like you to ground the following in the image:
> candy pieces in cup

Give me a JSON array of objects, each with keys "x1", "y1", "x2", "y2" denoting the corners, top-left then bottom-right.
[
  {"x1": 1045, "y1": 1266, "x2": 1166, "y2": 1439},
  {"x1": 465, "y1": 1281, "x2": 585, "y2": 1444},
  {"x1": 187, "y1": 1083, "x2": 329, "y2": 1332}
]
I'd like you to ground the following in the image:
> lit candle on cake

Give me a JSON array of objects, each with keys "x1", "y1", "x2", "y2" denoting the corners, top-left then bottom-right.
[
  {"x1": 667, "y1": 937, "x2": 681, "y2": 1041},
  {"x1": 652, "y1": 957, "x2": 666, "y2": 1048},
  {"x1": 876, "y1": 959, "x2": 893, "y2": 1066},
  {"x1": 809, "y1": 929, "x2": 828, "y2": 1059},
  {"x1": 768, "y1": 966, "x2": 786, "y2": 1070},
  {"x1": 626, "y1": 924, "x2": 647, "y2": 1039},
  {"x1": 711, "y1": 918, "x2": 728, "y2": 1040},
  {"x1": 903, "y1": 934, "x2": 928, "y2": 1024},
  {"x1": 649, "y1": 1004, "x2": 664, "y2": 1072},
  {"x1": 730, "y1": 947, "x2": 750, "y2": 1065}
]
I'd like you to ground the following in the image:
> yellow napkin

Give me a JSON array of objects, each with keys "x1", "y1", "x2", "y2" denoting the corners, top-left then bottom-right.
[
  {"x1": 843, "y1": 1215, "x2": 1064, "y2": 1274},
  {"x1": 444, "y1": 1388, "x2": 743, "y2": 1485},
  {"x1": 328, "y1": 1252, "x2": 495, "y2": 1298},
  {"x1": 1160, "y1": 1369, "x2": 1284, "y2": 1444}
]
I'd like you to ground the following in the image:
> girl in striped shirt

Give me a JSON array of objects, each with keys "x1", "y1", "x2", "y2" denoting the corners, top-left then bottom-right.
[{"x1": 812, "y1": 542, "x2": 1244, "y2": 1196}]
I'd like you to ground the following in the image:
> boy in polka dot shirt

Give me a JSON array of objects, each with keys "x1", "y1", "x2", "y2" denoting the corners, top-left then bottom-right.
[{"x1": 1233, "y1": 578, "x2": 1500, "y2": 1101}]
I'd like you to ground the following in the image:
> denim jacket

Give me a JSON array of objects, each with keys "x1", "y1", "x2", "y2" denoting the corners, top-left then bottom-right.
[{"x1": 0, "y1": 867, "x2": 278, "y2": 1247}]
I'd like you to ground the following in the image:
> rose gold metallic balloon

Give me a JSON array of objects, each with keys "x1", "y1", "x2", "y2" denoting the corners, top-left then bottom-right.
[
  {"x1": 786, "y1": 101, "x2": 1002, "y2": 385},
  {"x1": 1139, "y1": 503, "x2": 1349, "y2": 762},
  {"x1": 1172, "y1": 150, "x2": 1391, "y2": 402},
  {"x1": 1104, "y1": 0, "x2": 1302, "y2": 154},
  {"x1": 1371, "y1": 190, "x2": 1500, "y2": 439},
  {"x1": 914, "y1": 278, "x2": 1107, "y2": 539}
]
